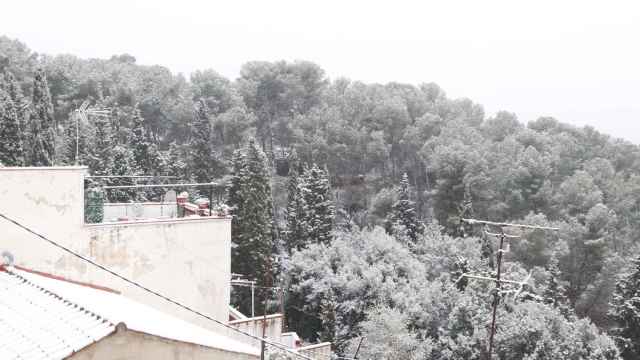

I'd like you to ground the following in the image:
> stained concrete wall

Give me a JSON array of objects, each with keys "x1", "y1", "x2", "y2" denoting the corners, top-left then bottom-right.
[
  {"x1": 0, "y1": 167, "x2": 232, "y2": 329},
  {"x1": 71, "y1": 327, "x2": 259, "y2": 360}
]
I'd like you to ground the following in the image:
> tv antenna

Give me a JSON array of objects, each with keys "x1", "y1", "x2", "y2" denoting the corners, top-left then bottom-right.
[
  {"x1": 458, "y1": 218, "x2": 559, "y2": 360},
  {"x1": 72, "y1": 100, "x2": 111, "y2": 165}
]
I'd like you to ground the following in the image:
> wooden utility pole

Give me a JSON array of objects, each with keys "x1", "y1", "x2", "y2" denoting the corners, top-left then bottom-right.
[
  {"x1": 487, "y1": 229, "x2": 505, "y2": 358},
  {"x1": 460, "y1": 218, "x2": 558, "y2": 360}
]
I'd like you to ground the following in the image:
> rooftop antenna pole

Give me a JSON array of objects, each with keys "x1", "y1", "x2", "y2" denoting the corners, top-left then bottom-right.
[
  {"x1": 460, "y1": 218, "x2": 559, "y2": 360},
  {"x1": 72, "y1": 101, "x2": 111, "y2": 165}
]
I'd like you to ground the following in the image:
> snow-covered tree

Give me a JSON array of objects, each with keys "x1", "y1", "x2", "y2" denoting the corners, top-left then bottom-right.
[
  {"x1": 228, "y1": 139, "x2": 273, "y2": 284},
  {"x1": 542, "y1": 254, "x2": 571, "y2": 317},
  {"x1": 355, "y1": 306, "x2": 432, "y2": 360},
  {"x1": 1, "y1": 71, "x2": 28, "y2": 158},
  {"x1": 301, "y1": 164, "x2": 334, "y2": 244},
  {"x1": 284, "y1": 150, "x2": 308, "y2": 252},
  {"x1": 164, "y1": 141, "x2": 187, "y2": 179},
  {"x1": 86, "y1": 115, "x2": 113, "y2": 176},
  {"x1": 0, "y1": 85, "x2": 24, "y2": 165},
  {"x1": 609, "y1": 255, "x2": 640, "y2": 359},
  {"x1": 106, "y1": 145, "x2": 136, "y2": 202},
  {"x1": 28, "y1": 68, "x2": 56, "y2": 165},
  {"x1": 387, "y1": 173, "x2": 421, "y2": 242},
  {"x1": 130, "y1": 106, "x2": 162, "y2": 176},
  {"x1": 227, "y1": 148, "x2": 246, "y2": 217},
  {"x1": 189, "y1": 99, "x2": 221, "y2": 183}
]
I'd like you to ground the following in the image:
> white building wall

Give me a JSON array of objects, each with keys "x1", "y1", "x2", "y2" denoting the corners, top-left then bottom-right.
[
  {"x1": 0, "y1": 167, "x2": 232, "y2": 330},
  {"x1": 102, "y1": 202, "x2": 178, "y2": 220}
]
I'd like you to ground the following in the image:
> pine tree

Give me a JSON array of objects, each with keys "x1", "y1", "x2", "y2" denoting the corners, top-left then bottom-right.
[
  {"x1": 227, "y1": 149, "x2": 246, "y2": 215},
  {"x1": 165, "y1": 141, "x2": 187, "y2": 179},
  {"x1": 1, "y1": 72, "x2": 28, "y2": 154},
  {"x1": 301, "y1": 164, "x2": 334, "y2": 244},
  {"x1": 542, "y1": 255, "x2": 571, "y2": 316},
  {"x1": 130, "y1": 107, "x2": 161, "y2": 175},
  {"x1": 87, "y1": 115, "x2": 113, "y2": 176},
  {"x1": 228, "y1": 139, "x2": 273, "y2": 284},
  {"x1": 107, "y1": 145, "x2": 136, "y2": 202},
  {"x1": 284, "y1": 150, "x2": 308, "y2": 252},
  {"x1": 189, "y1": 99, "x2": 221, "y2": 183},
  {"x1": 387, "y1": 173, "x2": 421, "y2": 242},
  {"x1": 129, "y1": 107, "x2": 163, "y2": 200},
  {"x1": 28, "y1": 68, "x2": 56, "y2": 166},
  {"x1": 609, "y1": 255, "x2": 640, "y2": 359},
  {"x1": 0, "y1": 86, "x2": 24, "y2": 165}
]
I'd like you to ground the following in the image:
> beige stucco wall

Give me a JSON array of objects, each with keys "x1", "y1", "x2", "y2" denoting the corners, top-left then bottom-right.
[
  {"x1": 71, "y1": 327, "x2": 259, "y2": 360},
  {"x1": 0, "y1": 167, "x2": 232, "y2": 329}
]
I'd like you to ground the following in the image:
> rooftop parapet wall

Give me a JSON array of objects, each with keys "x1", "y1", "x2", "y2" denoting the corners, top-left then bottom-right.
[
  {"x1": 84, "y1": 216, "x2": 232, "y2": 325},
  {"x1": 0, "y1": 166, "x2": 233, "y2": 330},
  {"x1": 0, "y1": 166, "x2": 88, "y2": 228}
]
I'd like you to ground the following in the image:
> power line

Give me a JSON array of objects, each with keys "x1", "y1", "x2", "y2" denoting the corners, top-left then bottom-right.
[
  {"x1": 461, "y1": 218, "x2": 558, "y2": 360},
  {"x1": 461, "y1": 218, "x2": 559, "y2": 231},
  {"x1": 0, "y1": 212, "x2": 314, "y2": 360}
]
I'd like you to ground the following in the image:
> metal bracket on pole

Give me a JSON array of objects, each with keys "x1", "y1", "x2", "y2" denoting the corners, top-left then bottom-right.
[
  {"x1": 73, "y1": 101, "x2": 111, "y2": 165},
  {"x1": 459, "y1": 218, "x2": 558, "y2": 360}
]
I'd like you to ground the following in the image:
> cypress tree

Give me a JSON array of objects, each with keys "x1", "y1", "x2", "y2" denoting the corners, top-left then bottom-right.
[
  {"x1": 2, "y1": 72, "x2": 28, "y2": 154},
  {"x1": 106, "y1": 145, "x2": 136, "y2": 202},
  {"x1": 189, "y1": 99, "x2": 221, "y2": 184},
  {"x1": 130, "y1": 107, "x2": 163, "y2": 200},
  {"x1": 301, "y1": 164, "x2": 334, "y2": 244},
  {"x1": 284, "y1": 150, "x2": 308, "y2": 252},
  {"x1": 87, "y1": 115, "x2": 113, "y2": 176},
  {"x1": 229, "y1": 139, "x2": 273, "y2": 284},
  {"x1": 609, "y1": 255, "x2": 640, "y2": 359},
  {"x1": 165, "y1": 141, "x2": 187, "y2": 179},
  {"x1": 0, "y1": 86, "x2": 24, "y2": 166},
  {"x1": 29, "y1": 68, "x2": 56, "y2": 166},
  {"x1": 131, "y1": 107, "x2": 161, "y2": 175},
  {"x1": 388, "y1": 173, "x2": 421, "y2": 242}
]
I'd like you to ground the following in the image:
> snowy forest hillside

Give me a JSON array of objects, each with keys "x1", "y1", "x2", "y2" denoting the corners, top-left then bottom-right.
[{"x1": 2, "y1": 35, "x2": 640, "y2": 359}]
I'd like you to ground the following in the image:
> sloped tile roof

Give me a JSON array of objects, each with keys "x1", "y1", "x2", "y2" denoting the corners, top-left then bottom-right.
[
  {"x1": 0, "y1": 266, "x2": 260, "y2": 359},
  {"x1": 0, "y1": 267, "x2": 115, "y2": 360}
]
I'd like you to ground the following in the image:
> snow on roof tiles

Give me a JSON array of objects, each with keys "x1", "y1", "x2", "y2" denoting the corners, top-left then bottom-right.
[
  {"x1": 0, "y1": 266, "x2": 260, "y2": 359},
  {"x1": 0, "y1": 267, "x2": 116, "y2": 360}
]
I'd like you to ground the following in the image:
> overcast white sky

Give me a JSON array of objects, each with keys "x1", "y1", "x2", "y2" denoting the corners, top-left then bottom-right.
[{"x1": 2, "y1": 0, "x2": 639, "y2": 143}]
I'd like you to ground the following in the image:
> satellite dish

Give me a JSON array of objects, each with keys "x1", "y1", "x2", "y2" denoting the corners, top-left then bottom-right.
[{"x1": 1, "y1": 251, "x2": 15, "y2": 266}]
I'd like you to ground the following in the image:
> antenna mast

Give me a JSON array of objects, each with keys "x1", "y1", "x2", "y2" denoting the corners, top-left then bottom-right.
[
  {"x1": 72, "y1": 101, "x2": 111, "y2": 165},
  {"x1": 459, "y1": 218, "x2": 558, "y2": 359}
]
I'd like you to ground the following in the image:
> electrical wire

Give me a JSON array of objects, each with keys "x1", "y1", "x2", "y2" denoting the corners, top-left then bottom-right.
[{"x1": 0, "y1": 212, "x2": 314, "y2": 360}]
